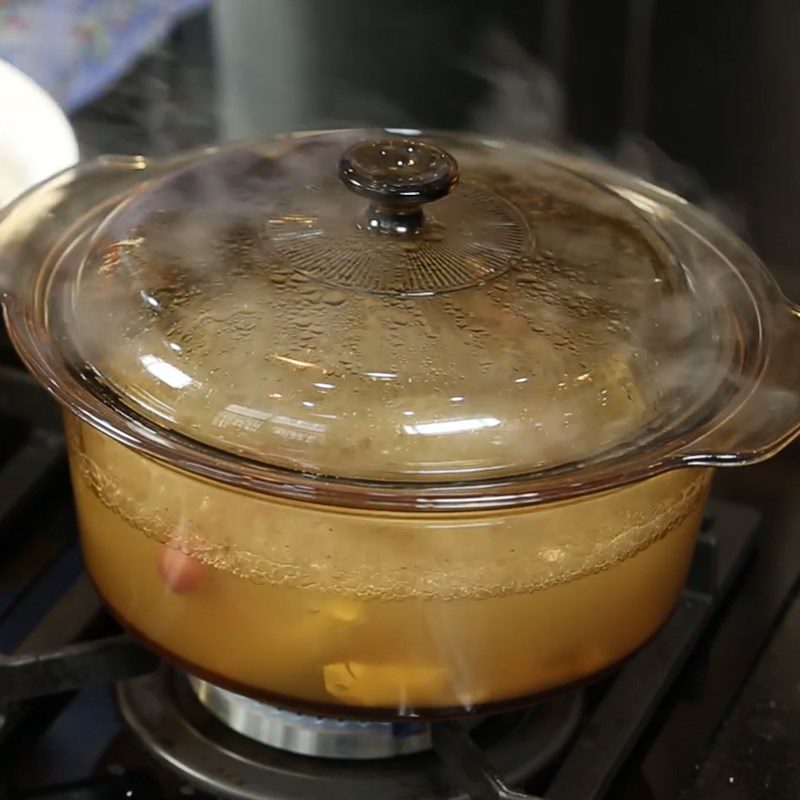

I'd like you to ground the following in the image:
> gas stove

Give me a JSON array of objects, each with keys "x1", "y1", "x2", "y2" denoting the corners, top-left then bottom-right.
[{"x1": 0, "y1": 358, "x2": 796, "y2": 800}]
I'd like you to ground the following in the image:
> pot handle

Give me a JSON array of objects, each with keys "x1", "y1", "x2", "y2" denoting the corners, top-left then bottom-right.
[{"x1": 674, "y1": 300, "x2": 800, "y2": 467}]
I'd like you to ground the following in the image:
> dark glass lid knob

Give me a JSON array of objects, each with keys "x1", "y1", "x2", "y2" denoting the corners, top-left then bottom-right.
[{"x1": 339, "y1": 139, "x2": 459, "y2": 235}]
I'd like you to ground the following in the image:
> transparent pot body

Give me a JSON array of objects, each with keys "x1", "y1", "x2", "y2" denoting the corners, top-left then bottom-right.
[{"x1": 67, "y1": 413, "x2": 711, "y2": 718}]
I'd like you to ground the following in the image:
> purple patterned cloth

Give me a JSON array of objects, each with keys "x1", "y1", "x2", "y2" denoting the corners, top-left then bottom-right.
[{"x1": 0, "y1": 0, "x2": 208, "y2": 111}]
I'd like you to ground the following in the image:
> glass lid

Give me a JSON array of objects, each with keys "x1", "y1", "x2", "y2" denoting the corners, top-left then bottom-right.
[{"x1": 50, "y1": 129, "x2": 718, "y2": 484}]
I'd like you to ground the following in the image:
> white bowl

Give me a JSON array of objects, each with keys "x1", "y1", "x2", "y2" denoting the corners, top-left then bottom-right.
[{"x1": 0, "y1": 59, "x2": 79, "y2": 207}]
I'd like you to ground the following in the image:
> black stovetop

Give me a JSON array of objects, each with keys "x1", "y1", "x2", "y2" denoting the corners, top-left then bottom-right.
[{"x1": 1, "y1": 7, "x2": 799, "y2": 798}]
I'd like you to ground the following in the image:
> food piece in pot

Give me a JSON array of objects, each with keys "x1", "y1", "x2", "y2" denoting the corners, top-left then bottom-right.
[
  {"x1": 157, "y1": 545, "x2": 208, "y2": 594},
  {"x1": 323, "y1": 660, "x2": 451, "y2": 708}
]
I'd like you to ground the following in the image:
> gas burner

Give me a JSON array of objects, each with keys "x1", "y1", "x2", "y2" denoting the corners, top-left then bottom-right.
[
  {"x1": 117, "y1": 666, "x2": 583, "y2": 800},
  {"x1": 187, "y1": 675, "x2": 444, "y2": 759}
]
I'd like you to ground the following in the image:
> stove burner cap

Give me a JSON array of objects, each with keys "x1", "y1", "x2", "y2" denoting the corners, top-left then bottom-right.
[{"x1": 188, "y1": 674, "x2": 439, "y2": 759}]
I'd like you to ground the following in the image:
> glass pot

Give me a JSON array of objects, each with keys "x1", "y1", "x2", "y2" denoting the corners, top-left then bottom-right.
[{"x1": 1, "y1": 130, "x2": 798, "y2": 720}]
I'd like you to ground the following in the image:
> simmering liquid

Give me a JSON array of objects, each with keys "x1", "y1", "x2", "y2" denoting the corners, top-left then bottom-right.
[{"x1": 68, "y1": 416, "x2": 711, "y2": 717}]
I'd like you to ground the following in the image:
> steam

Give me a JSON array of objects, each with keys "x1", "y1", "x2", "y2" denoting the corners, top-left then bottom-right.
[
  {"x1": 467, "y1": 30, "x2": 565, "y2": 144},
  {"x1": 465, "y1": 30, "x2": 744, "y2": 233}
]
